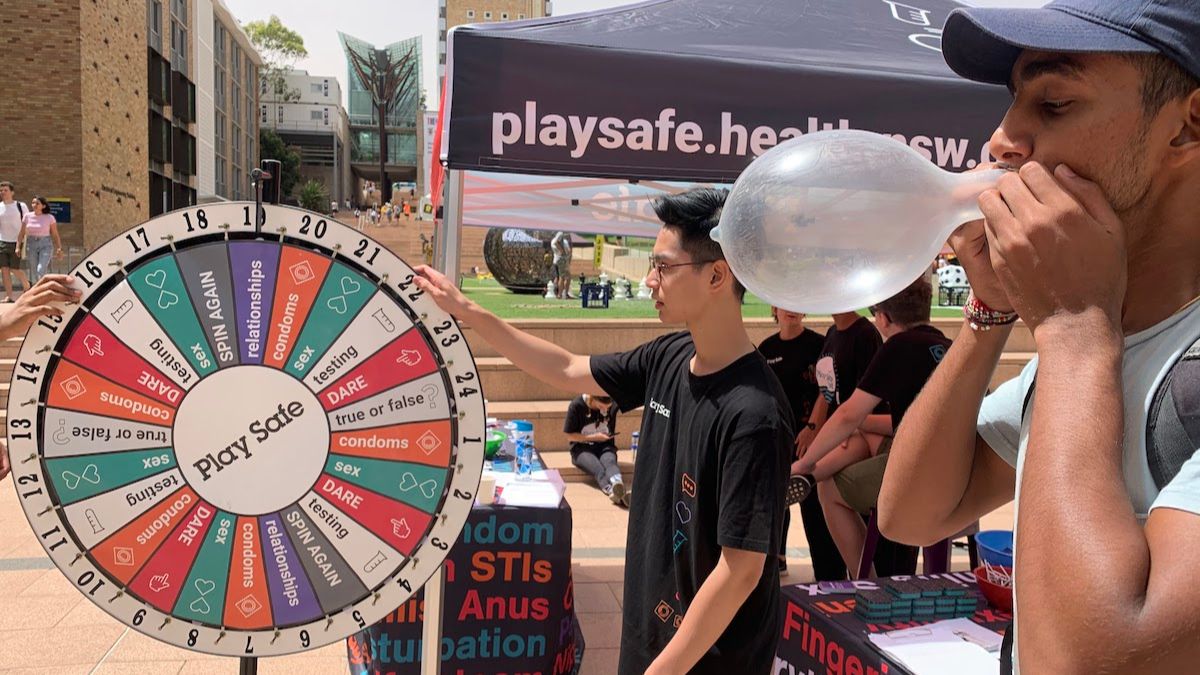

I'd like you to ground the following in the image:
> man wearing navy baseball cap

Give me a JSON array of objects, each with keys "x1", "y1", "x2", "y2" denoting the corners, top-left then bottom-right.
[{"x1": 879, "y1": 1, "x2": 1200, "y2": 673}]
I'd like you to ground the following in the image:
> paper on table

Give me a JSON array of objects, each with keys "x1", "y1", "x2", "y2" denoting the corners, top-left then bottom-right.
[
  {"x1": 870, "y1": 618, "x2": 1003, "y2": 653},
  {"x1": 868, "y1": 641, "x2": 998, "y2": 675},
  {"x1": 868, "y1": 618, "x2": 1002, "y2": 675},
  {"x1": 494, "y1": 470, "x2": 566, "y2": 508}
]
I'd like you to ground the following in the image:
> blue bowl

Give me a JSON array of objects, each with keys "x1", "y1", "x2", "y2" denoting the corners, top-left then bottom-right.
[{"x1": 976, "y1": 530, "x2": 1014, "y2": 568}]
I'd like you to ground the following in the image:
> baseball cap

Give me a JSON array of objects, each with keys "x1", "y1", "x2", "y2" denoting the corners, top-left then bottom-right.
[{"x1": 942, "y1": 0, "x2": 1200, "y2": 86}]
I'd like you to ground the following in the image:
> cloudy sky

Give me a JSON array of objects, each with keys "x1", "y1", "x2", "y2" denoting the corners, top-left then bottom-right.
[{"x1": 223, "y1": 0, "x2": 1049, "y2": 106}]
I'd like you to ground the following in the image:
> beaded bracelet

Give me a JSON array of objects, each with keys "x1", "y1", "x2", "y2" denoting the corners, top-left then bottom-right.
[{"x1": 964, "y1": 293, "x2": 1018, "y2": 331}]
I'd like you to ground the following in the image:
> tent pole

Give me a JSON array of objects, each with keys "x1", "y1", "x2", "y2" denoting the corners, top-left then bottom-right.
[{"x1": 437, "y1": 169, "x2": 464, "y2": 284}]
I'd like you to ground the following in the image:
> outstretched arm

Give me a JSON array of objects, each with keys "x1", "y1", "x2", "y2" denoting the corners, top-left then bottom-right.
[{"x1": 413, "y1": 265, "x2": 606, "y2": 396}]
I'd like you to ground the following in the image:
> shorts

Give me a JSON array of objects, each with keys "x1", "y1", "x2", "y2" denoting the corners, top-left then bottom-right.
[
  {"x1": 553, "y1": 259, "x2": 570, "y2": 278},
  {"x1": 0, "y1": 241, "x2": 20, "y2": 269},
  {"x1": 832, "y1": 436, "x2": 893, "y2": 514}
]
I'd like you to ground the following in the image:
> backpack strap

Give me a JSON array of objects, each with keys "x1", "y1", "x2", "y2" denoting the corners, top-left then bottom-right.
[
  {"x1": 1146, "y1": 336, "x2": 1200, "y2": 490},
  {"x1": 1020, "y1": 374, "x2": 1037, "y2": 424}
]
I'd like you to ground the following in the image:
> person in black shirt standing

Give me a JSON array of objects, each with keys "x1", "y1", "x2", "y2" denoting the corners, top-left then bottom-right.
[
  {"x1": 758, "y1": 308, "x2": 829, "y2": 579},
  {"x1": 414, "y1": 188, "x2": 792, "y2": 675},
  {"x1": 563, "y1": 393, "x2": 629, "y2": 507},
  {"x1": 793, "y1": 278, "x2": 951, "y2": 576},
  {"x1": 787, "y1": 309, "x2": 884, "y2": 577}
]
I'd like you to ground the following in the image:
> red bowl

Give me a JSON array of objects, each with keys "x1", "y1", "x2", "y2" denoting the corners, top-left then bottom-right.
[{"x1": 974, "y1": 565, "x2": 1013, "y2": 612}]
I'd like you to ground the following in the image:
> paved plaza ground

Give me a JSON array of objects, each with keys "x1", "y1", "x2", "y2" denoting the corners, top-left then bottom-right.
[{"x1": 0, "y1": 473, "x2": 1013, "y2": 674}]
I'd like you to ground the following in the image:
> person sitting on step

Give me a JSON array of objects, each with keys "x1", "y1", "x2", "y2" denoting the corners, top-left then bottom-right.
[{"x1": 564, "y1": 393, "x2": 628, "y2": 507}]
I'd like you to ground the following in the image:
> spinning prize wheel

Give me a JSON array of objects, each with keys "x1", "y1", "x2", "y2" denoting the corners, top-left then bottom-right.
[{"x1": 6, "y1": 203, "x2": 485, "y2": 656}]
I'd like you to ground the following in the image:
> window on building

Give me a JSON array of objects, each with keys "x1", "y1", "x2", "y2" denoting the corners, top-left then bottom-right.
[
  {"x1": 215, "y1": 156, "x2": 226, "y2": 196},
  {"x1": 260, "y1": 105, "x2": 267, "y2": 124},
  {"x1": 501, "y1": 12, "x2": 509, "y2": 19},
  {"x1": 171, "y1": 0, "x2": 186, "y2": 24},
  {"x1": 483, "y1": 11, "x2": 491, "y2": 19},
  {"x1": 518, "y1": 13, "x2": 525, "y2": 19},
  {"x1": 466, "y1": 10, "x2": 475, "y2": 18},
  {"x1": 311, "y1": 83, "x2": 323, "y2": 94},
  {"x1": 214, "y1": 69, "x2": 225, "y2": 110},
  {"x1": 172, "y1": 22, "x2": 189, "y2": 74},
  {"x1": 148, "y1": 0, "x2": 162, "y2": 52},
  {"x1": 213, "y1": 22, "x2": 225, "y2": 63},
  {"x1": 215, "y1": 113, "x2": 225, "y2": 146},
  {"x1": 310, "y1": 109, "x2": 323, "y2": 121},
  {"x1": 232, "y1": 133, "x2": 241, "y2": 171},
  {"x1": 231, "y1": 46, "x2": 240, "y2": 80},
  {"x1": 439, "y1": 5, "x2": 446, "y2": 18}
]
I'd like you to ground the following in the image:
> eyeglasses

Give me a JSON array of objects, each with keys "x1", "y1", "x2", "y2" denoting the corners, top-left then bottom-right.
[{"x1": 648, "y1": 258, "x2": 718, "y2": 278}]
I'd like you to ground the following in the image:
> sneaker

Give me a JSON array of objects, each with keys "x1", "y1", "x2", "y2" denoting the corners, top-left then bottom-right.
[
  {"x1": 609, "y1": 478, "x2": 627, "y2": 506},
  {"x1": 778, "y1": 557, "x2": 789, "y2": 577},
  {"x1": 786, "y1": 475, "x2": 814, "y2": 506}
]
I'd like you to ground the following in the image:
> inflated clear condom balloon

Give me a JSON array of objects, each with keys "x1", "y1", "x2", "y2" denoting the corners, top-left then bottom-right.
[{"x1": 711, "y1": 130, "x2": 1002, "y2": 314}]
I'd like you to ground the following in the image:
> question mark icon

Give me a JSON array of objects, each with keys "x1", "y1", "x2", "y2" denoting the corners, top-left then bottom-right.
[{"x1": 421, "y1": 384, "x2": 438, "y2": 409}]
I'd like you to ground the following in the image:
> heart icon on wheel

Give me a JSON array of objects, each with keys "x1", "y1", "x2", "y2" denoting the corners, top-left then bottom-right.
[
  {"x1": 340, "y1": 276, "x2": 361, "y2": 296},
  {"x1": 419, "y1": 479, "x2": 438, "y2": 499},
  {"x1": 327, "y1": 295, "x2": 348, "y2": 315},
  {"x1": 157, "y1": 290, "x2": 179, "y2": 310},
  {"x1": 80, "y1": 464, "x2": 100, "y2": 485},
  {"x1": 189, "y1": 596, "x2": 211, "y2": 615},
  {"x1": 194, "y1": 578, "x2": 216, "y2": 596},
  {"x1": 144, "y1": 269, "x2": 168, "y2": 289},
  {"x1": 398, "y1": 472, "x2": 418, "y2": 492}
]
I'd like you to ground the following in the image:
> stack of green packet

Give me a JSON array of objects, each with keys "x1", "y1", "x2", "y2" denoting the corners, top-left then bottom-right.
[
  {"x1": 853, "y1": 589, "x2": 898, "y2": 622},
  {"x1": 857, "y1": 578, "x2": 982, "y2": 623},
  {"x1": 937, "y1": 578, "x2": 981, "y2": 616}
]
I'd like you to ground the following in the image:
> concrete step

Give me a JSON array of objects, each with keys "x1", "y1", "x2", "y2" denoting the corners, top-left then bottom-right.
[
  {"x1": 483, "y1": 350, "x2": 1032, "y2": 453},
  {"x1": 486, "y1": 399, "x2": 644, "y2": 455},
  {"x1": 463, "y1": 317, "x2": 1035, "y2": 358},
  {"x1": 479, "y1": 349, "x2": 1033, "y2": 404},
  {"x1": 539, "y1": 448, "x2": 635, "y2": 484}
]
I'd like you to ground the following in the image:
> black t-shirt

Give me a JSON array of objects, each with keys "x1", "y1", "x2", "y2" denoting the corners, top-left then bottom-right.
[
  {"x1": 591, "y1": 332, "x2": 793, "y2": 675},
  {"x1": 815, "y1": 317, "x2": 883, "y2": 415},
  {"x1": 758, "y1": 328, "x2": 825, "y2": 427},
  {"x1": 563, "y1": 394, "x2": 618, "y2": 456},
  {"x1": 857, "y1": 324, "x2": 952, "y2": 430}
]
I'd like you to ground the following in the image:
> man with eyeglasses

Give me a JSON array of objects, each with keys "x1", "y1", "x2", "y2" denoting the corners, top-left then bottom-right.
[{"x1": 415, "y1": 188, "x2": 793, "y2": 674}]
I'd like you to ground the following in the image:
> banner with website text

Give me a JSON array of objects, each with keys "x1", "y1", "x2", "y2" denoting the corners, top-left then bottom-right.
[{"x1": 443, "y1": 0, "x2": 1010, "y2": 183}]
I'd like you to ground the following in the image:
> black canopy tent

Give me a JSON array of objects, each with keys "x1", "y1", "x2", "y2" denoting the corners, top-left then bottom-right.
[{"x1": 433, "y1": 0, "x2": 1010, "y2": 274}]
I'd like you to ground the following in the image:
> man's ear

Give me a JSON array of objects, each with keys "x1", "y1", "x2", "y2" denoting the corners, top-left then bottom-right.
[
  {"x1": 1166, "y1": 89, "x2": 1200, "y2": 167},
  {"x1": 710, "y1": 260, "x2": 733, "y2": 294}
]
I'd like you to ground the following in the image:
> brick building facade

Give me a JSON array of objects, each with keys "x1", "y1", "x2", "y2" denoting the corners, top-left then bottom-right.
[
  {"x1": 0, "y1": 0, "x2": 258, "y2": 250},
  {"x1": 0, "y1": 0, "x2": 147, "y2": 249}
]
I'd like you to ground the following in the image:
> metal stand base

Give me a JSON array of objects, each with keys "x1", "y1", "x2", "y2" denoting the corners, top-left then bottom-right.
[{"x1": 239, "y1": 656, "x2": 257, "y2": 675}]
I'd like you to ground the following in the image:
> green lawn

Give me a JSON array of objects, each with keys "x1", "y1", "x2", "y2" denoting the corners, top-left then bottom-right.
[{"x1": 460, "y1": 278, "x2": 963, "y2": 321}]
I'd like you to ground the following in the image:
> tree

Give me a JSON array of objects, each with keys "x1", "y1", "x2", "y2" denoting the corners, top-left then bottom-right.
[
  {"x1": 259, "y1": 128, "x2": 301, "y2": 198},
  {"x1": 298, "y1": 179, "x2": 329, "y2": 213},
  {"x1": 244, "y1": 15, "x2": 307, "y2": 102}
]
